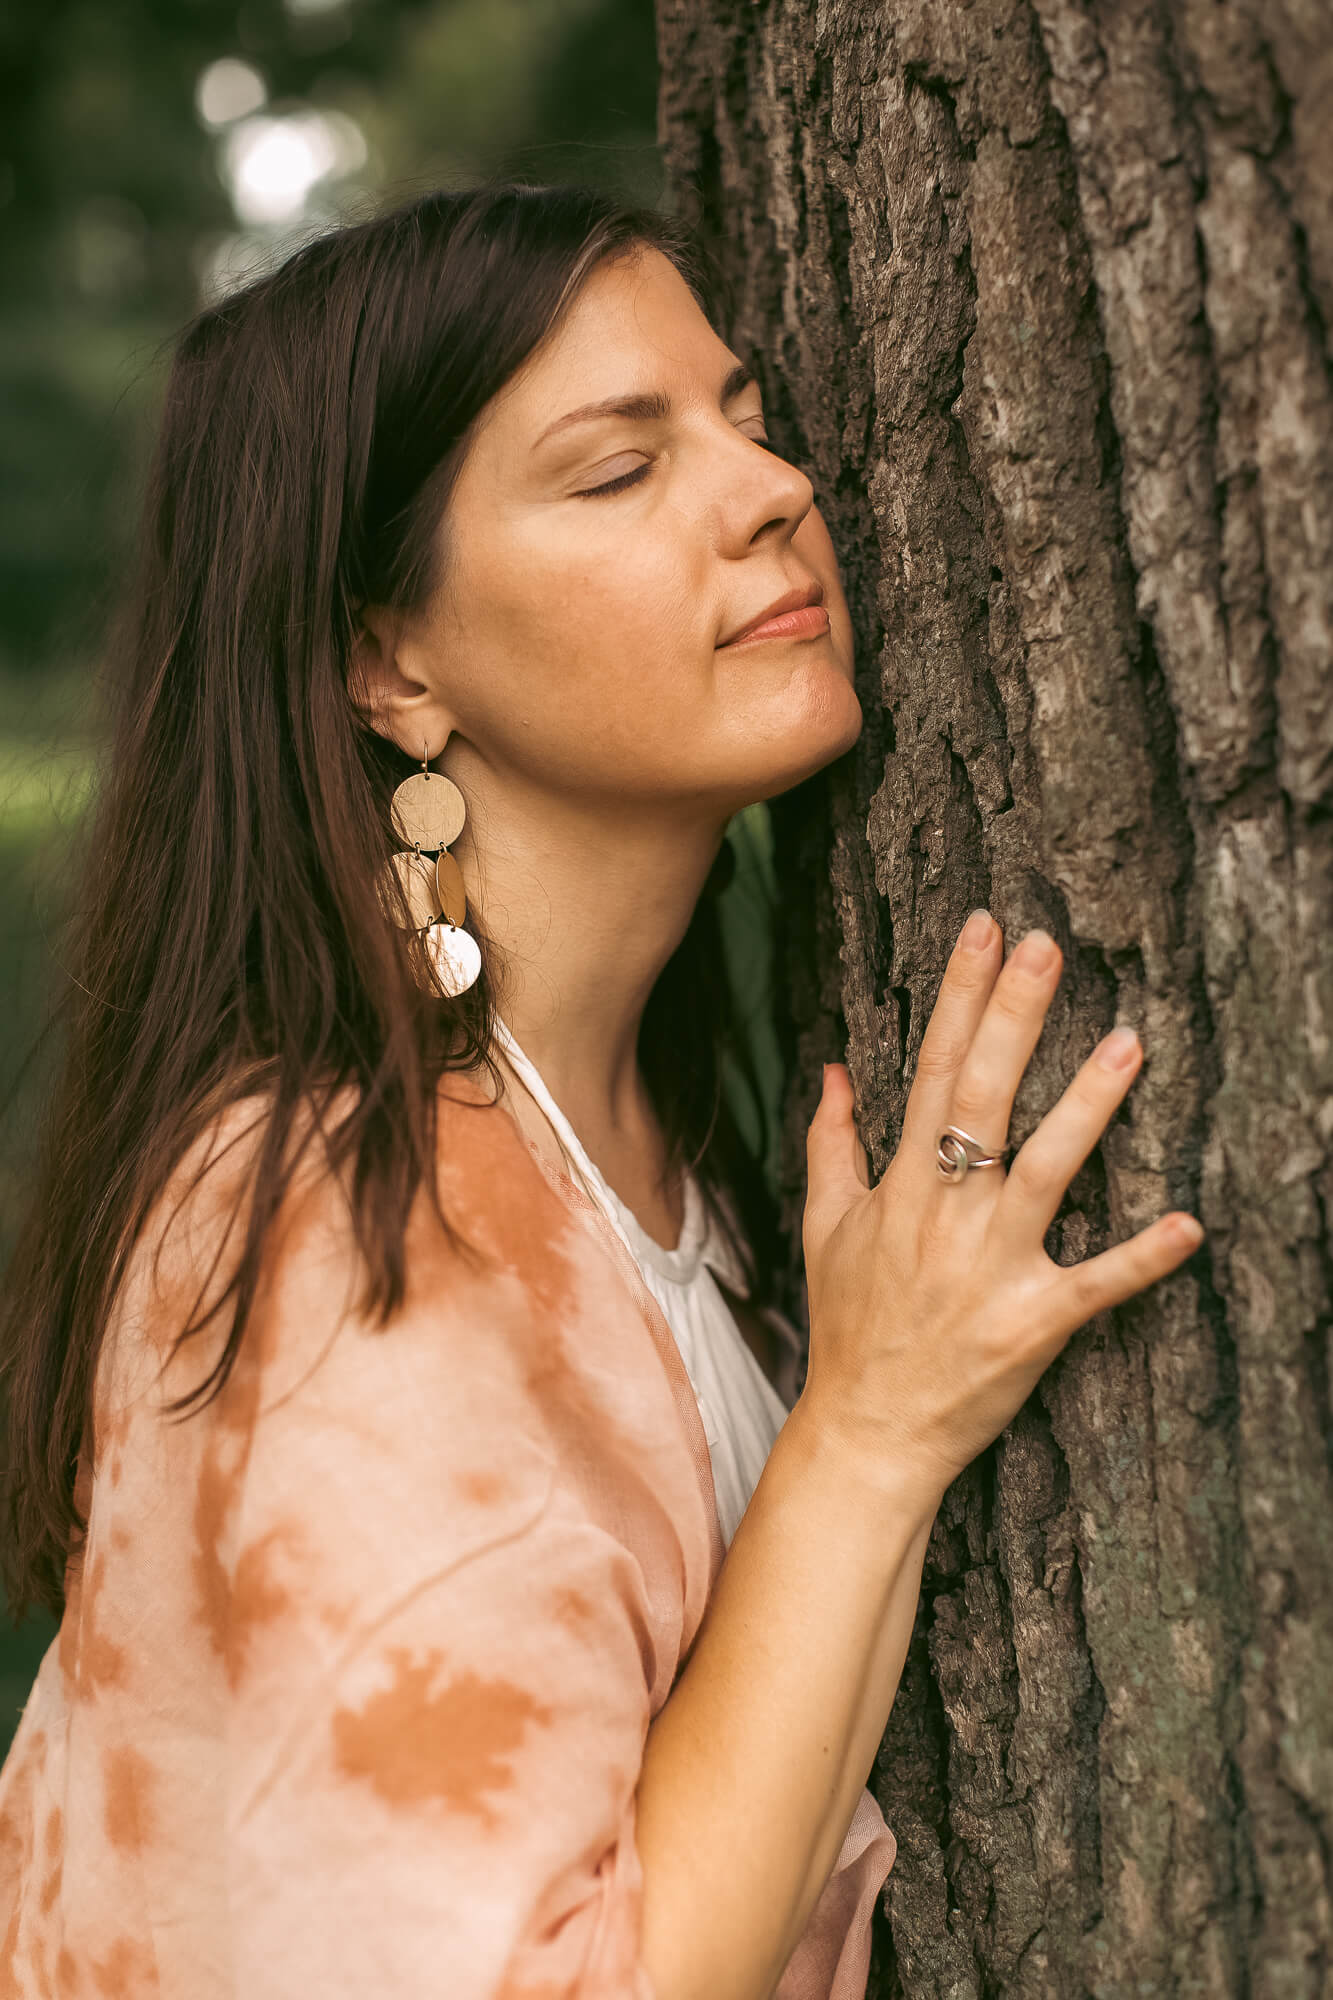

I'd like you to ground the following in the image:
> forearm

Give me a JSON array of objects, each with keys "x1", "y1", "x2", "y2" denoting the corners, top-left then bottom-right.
[{"x1": 634, "y1": 1393, "x2": 939, "y2": 2000}]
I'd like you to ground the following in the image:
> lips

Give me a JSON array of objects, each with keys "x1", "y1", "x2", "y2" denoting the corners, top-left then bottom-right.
[{"x1": 719, "y1": 579, "x2": 826, "y2": 647}]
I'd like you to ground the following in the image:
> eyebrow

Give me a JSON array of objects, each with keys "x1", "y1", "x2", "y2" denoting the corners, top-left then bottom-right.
[{"x1": 532, "y1": 361, "x2": 759, "y2": 450}]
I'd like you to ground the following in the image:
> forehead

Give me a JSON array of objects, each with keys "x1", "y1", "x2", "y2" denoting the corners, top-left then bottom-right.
[{"x1": 477, "y1": 249, "x2": 737, "y2": 442}]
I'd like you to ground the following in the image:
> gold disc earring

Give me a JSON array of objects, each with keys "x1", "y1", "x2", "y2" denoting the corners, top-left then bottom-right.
[{"x1": 378, "y1": 743, "x2": 481, "y2": 997}]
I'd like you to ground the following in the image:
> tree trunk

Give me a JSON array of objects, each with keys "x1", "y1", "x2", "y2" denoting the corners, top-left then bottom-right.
[{"x1": 656, "y1": 1, "x2": 1333, "y2": 1992}]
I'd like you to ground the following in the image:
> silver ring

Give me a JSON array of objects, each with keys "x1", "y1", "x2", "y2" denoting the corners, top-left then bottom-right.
[{"x1": 936, "y1": 1124, "x2": 1010, "y2": 1182}]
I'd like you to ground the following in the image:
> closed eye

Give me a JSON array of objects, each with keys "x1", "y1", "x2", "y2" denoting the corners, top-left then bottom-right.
[
  {"x1": 577, "y1": 425, "x2": 777, "y2": 498},
  {"x1": 579, "y1": 461, "x2": 652, "y2": 498}
]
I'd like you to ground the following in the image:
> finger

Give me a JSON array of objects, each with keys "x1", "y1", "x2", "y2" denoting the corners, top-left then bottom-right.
[
  {"x1": 1051, "y1": 1210, "x2": 1205, "y2": 1335},
  {"x1": 805, "y1": 1062, "x2": 871, "y2": 1243},
  {"x1": 1001, "y1": 1023, "x2": 1143, "y2": 1236},
  {"x1": 945, "y1": 928, "x2": 1062, "y2": 1162},
  {"x1": 900, "y1": 910, "x2": 1004, "y2": 1158}
]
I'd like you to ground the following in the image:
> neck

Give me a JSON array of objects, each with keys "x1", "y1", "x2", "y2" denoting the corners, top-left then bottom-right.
[{"x1": 444, "y1": 745, "x2": 729, "y2": 1149}]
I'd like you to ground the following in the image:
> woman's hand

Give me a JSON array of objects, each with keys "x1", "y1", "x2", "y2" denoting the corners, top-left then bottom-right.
[{"x1": 799, "y1": 909, "x2": 1204, "y2": 1504}]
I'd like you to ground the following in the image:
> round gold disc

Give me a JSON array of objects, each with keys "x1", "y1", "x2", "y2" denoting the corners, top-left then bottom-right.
[
  {"x1": 435, "y1": 849, "x2": 467, "y2": 927},
  {"x1": 390, "y1": 772, "x2": 466, "y2": 852},
  {"x1": 378, "y1": 850, "x2": 441, "y2": 929},
  {"x1": 425, "y1": 922, "x2": 482, "y2": 997}
]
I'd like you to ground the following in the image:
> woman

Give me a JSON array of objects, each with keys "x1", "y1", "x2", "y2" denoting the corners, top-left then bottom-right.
[{"x1": 0, "y1": 181, "x2": 1203, "y2": 1997}]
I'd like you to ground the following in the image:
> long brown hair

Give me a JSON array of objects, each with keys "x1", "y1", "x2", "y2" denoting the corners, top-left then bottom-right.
[{"x1": 1, "y1": 180, "x2": 782, "y2": 1622}]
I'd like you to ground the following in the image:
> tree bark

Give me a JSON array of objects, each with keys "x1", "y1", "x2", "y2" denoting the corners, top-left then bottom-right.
[{"x1": 655, "y1": 1, "x2": 1333, "y2": 1992}]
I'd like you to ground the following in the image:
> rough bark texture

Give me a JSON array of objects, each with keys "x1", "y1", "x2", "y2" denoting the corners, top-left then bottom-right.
[{"x1": 656, "y1": 1, "x2": 1333, "y2": 1992}]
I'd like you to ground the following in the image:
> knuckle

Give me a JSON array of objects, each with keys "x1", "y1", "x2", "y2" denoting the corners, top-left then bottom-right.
[
  {"x1": 1070, "y1": 1064, "x2": 1117, "y2": 1114},
  {"x1": 1056, "y1": 1085, "x2": 1111, "y2": 1146},
  {"x1": 953, "y1": 951, "x2": 998, "y2": 992},
  {"x1": 914, "y1": 1038, "x2": 964, "y2": 1085},
  {"x1": 992, "y1": 976, "x2": 1043, "y2": 1026},
  {"x1": 1063, "y1": 1072, "x2": 1102, "y2": 1121},
  {"x1": 949, "y1": 1071, "x2": 996, "y2": 1126}
]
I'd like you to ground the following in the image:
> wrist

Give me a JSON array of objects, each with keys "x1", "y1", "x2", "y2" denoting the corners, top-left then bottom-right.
[{"x1": 785, "y1": 1389, "x2": 946, "y2": 1534}]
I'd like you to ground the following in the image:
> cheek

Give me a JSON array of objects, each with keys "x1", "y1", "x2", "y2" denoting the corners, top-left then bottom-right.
[
  {"x1": 440, "y1": 530, "x2": 711, "y2": 776},
  {"x1": 485, "y1": 496, "x2": 705, "y2": 648},
  {"x1": 535, "y1": 513, "x2": 699, "y2": 638}
]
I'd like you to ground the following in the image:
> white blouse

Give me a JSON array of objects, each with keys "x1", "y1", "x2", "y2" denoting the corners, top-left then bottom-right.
[{"x1": 491, "y1": 1014, "x2": 804, "y2": 1548}]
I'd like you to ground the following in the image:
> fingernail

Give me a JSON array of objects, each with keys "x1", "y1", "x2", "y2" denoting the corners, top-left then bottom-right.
[
  {"x1": 959, "y1": 908, "x2": 994, "y2": 951},
  {"x1": 1014, "y1": 928, "x2": 1057, "y2": 971},
  {"x1": 1095, "y1": 1025, "x2": 1140, "y2": 1069},
  {"x1": 1175, "y1": 1215, "x2": 1205, "y2": 1248}
]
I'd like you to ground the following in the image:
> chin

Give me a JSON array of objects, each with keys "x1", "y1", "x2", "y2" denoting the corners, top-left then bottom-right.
[
  {"x1": 739, "y1": 671, "x2": 864, "y2": 804},
  {"x1": 794, "y1": 652, "x2": 864, "y2": 760}
]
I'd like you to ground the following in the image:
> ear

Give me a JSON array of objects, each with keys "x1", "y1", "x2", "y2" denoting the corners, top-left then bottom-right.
[{"x1": 349, "y1": 603, "x2": 458, "y2": 760}]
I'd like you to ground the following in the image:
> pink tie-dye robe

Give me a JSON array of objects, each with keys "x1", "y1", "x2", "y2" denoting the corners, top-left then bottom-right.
[{"x1": 0, "y1": 1072, "x2": 895, "y2": 1997}]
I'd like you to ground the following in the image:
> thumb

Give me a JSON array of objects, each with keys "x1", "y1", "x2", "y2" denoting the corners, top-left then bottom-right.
[{"x1": 805, "y1": 1062, "x2": 871, "y2": 1237}]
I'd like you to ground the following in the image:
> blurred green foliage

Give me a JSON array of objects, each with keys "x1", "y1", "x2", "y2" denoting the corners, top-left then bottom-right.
[{"x1": 1, "y1": 0, "x2": 660, "y2": 679}]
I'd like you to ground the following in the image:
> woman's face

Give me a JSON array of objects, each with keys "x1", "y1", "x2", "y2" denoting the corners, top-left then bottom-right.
[{"x1": 399, "y1": 246, "x2": 862, "y2": 819}]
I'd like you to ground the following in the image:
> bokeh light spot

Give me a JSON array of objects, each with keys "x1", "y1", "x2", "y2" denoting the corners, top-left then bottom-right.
[
  {"x1": 195, "y1": 58, "x2": 268, "y2": 131},
  {"x1": 221, "y1": 110, "x2": 367, "y2": 227}
]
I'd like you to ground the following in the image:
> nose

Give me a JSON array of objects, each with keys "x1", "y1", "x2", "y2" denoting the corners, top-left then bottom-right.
[{"x1": 707, "y1": 417, "x2": 816, "y2": 553}]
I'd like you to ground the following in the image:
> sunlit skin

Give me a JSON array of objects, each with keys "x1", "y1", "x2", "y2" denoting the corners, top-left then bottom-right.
[{"x1": 354, "y1": 248, "x2": 863, "y2": 1231}]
